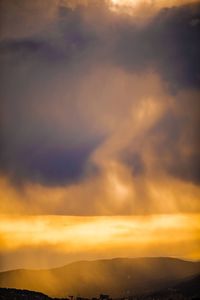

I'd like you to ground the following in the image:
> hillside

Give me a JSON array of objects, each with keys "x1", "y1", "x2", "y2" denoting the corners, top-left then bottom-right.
[
  {"x1": 0, "y1": 273, "x2": 200, "y2": 299},
  {"x1": 172, "y1": 274, "x2": 200, "y2": 296},
  {"x1": 146, "y1": 274, "x2": 200, "y2": 299},
  {"x1": 0, "y1": 258, "x2": 199, "y2": 298},
  {"x1": 0, "y1": 288, "x2": 53, "y2": 300}
]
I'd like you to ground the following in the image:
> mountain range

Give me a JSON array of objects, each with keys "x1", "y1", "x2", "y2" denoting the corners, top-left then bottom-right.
[{"x1": 0, "y1": 257, "x2": 199, "y2": 298}]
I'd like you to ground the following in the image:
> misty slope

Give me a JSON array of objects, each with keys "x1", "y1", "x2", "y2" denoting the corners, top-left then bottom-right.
[
  {"x1": 0, "y1": 258, "x2": 199, "y2": 298},
  {"x1": 1, "y1": 275, "x2": 200, "y2": 300}
]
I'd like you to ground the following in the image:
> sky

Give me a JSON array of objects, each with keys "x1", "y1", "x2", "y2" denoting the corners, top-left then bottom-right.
[{"x1": 0, "y1": 0, "x2": 200, "y2": 271}]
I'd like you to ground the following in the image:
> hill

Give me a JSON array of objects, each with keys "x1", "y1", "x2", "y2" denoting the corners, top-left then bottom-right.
[
  {"x1": 171, "y1": 274, "x2": 200, "y2": 296},
  {"x1": 0, "y1": 288, "x2": 51, "y2": 300},
  {"x1": 146, "y1": 274, "x2": 200, "y2": 300},
  {"x1": 0, "y1": 274, "x2": 200, "y2": 300},
  {"x1": 0, "y1": 258, "x2": 199, "y2": 298}
]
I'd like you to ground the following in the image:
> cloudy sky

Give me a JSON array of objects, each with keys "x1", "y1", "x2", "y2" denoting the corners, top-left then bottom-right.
[{"x1": 0, "y1": 0, "x2": 200, "y2": 271}]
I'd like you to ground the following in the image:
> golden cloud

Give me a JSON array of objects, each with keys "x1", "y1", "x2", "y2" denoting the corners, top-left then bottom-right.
[{"x1": 0, "y1": 213, "x2": 199, "y2": 270}]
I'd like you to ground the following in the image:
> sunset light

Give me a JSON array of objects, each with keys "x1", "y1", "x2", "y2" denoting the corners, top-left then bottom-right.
[{"x1": 0, "y1": 0, "x2": 200, "y2": 299}]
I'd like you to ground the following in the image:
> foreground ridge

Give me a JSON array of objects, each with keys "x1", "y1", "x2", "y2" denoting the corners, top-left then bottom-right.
[{"x1": 0, "y1": 274, "x2": 200, "y2": 300}]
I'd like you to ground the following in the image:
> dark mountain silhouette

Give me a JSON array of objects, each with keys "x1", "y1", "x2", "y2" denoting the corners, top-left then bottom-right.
[
  {"x1": 0, "y1": 287, "x2": 68, "y2": 300},
  {"x1": 0, "y1": 288, "x2": 53, "y2": 300},
  {"x1": 0, "y1": 258, "x2": 199, "y2": 298},
  {"x1": 171, "y1": 274, "x2": 200, "y2": 296},
  {"x1": 145, "y1": 274, "x2": 200, "y2": 299},
  {"x1": 0, "y1": 274, "x2": 200, "y2": 300}
]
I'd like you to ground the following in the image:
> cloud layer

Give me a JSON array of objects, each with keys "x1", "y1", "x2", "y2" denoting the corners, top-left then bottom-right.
[
  {"x1": 0, "y1": 214, "x2": 199, "y2": 271},
  {"x1": 0, "y1": 0, "x2": 200, "y2": 215}
]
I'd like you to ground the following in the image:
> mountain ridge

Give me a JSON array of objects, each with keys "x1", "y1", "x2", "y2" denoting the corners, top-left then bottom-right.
[
  {"x1": 2, "y1": 257, "x2": 195, "y2": 272},
  {"x1": 0, "y1": 257, "x2": 199, "y2": 298}
]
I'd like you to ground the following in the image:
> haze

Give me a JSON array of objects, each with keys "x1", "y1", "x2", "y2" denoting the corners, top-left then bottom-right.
[{"x1": 0, "y1": 0, "x2": 200, "y2": 272}]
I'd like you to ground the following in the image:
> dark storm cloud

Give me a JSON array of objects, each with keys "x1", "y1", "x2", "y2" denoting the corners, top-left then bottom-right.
[
  {"x1": 0, "y1": 141, "x2": 99, "y2": 186},
  {"x1": 1, "y1": 2, "x2": 200, "y2": 86},
  {"x1": 148, "y1": 92, "x2": 200, "y2": 184},
  {"x1": 113, "y1": 3, "x2": 200, "y2": 89},
  {"x1": 0, "y1": 39, "x2": 67, "y2": 62},
  {"x1": 120, "y1": 89, "x2": 200, "y2": 185},
  {"x1": 0, "y1": 0, "x2": 200, "y2": 187},
  {"x1": 0, "y1": 53, "x2": 103, "y2": 185}
]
